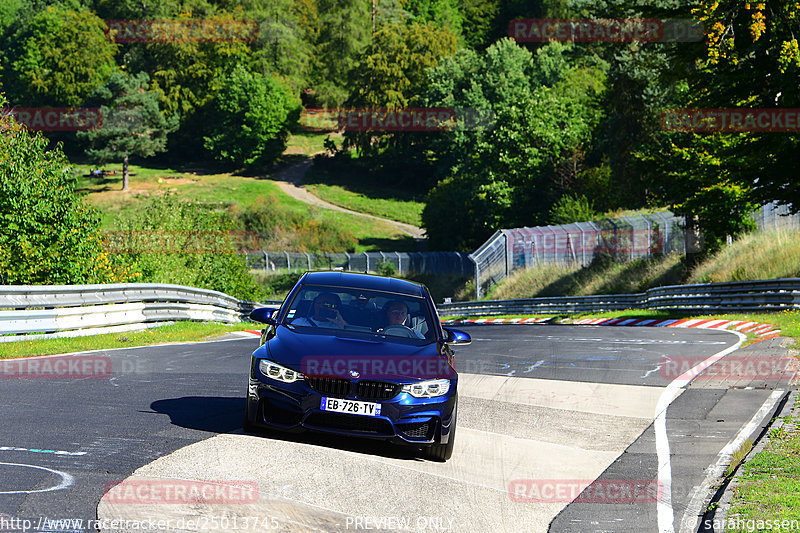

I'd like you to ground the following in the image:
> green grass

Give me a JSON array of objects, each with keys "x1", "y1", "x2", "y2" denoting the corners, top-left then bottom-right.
[
  {"x1": 73, "y1": 160, "x2": 415, "y2": 252},
  {"x1": 0, "y1": 321, "x2": 260, "y2": 359},
  {"x1": 725, "y1": 396, "x2": 800, "y2": 530},
  {"x1": 688, "y1": 229, "x2": 800, "y2": 283},
  {"x1": 303, "y1": 164, "x2": 425, "y2": 227}
]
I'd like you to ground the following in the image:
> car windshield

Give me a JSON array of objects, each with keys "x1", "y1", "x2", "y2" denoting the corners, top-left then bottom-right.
[{"x1": 282, "y1": 285, "x2": 435, "y2": 341}]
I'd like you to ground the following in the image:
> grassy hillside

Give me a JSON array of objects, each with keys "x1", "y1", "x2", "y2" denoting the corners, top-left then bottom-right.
[
  {"x1": 487, "y1": 229, "x2": 800, "y2": 300},
  {"x1": 74, "y1": 143, "x2": 417, "y2": 253},
  {"x1": 303, "y1": 162, "x2": 425, "y2": 227}
]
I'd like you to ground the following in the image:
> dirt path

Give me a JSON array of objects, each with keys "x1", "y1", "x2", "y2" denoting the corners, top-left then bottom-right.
[{"x1": 269, "y1": 157, "x2": 426, "y2": 239}]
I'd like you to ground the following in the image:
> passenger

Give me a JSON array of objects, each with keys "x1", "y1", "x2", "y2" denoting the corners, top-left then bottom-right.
[{"x1": 380, "y1": 300, "x2": 425, "y2": 339}]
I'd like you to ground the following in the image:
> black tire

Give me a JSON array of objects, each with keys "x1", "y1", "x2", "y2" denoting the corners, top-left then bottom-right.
[
  {"x1": 423, "y1": 407, "x2": 456, "y2": 462},
  {"x1": 242, "y1": 400, "x2": 259, "y2": 434}
]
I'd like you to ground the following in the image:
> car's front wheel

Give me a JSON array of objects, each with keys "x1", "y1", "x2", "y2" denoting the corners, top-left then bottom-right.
[
  {"x1": 423, "y1": 406, "x2": 456, "y2": 462},
  {"x1": 243, "y1": 399, "x2": 259, "y2": 433}
]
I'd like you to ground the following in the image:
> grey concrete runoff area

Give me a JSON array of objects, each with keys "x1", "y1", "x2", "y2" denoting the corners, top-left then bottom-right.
[{"x1": 0, "y1": 326, "x2": 795, "y2": 533}]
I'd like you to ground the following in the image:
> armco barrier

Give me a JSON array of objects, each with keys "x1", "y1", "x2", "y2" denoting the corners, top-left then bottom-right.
[
  {"x1": 437, "y1": 278, "x2": 800, "y2": 317},
  {"x1": 0, "y1": 283, "x2": 279, "y2": 342}
]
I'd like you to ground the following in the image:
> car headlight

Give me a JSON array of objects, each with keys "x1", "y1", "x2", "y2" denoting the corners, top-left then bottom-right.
[
  {"x1": 259, "y1": 360, "x2": 304, "y2": 383},
  {"x1": 402, "y1": 379, "x2": 451, "y2": 398}
]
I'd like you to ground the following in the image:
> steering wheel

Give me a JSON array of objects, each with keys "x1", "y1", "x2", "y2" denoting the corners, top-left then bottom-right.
[{"x1": 379, "y1": 324, "x2": 418, "y2": 338}]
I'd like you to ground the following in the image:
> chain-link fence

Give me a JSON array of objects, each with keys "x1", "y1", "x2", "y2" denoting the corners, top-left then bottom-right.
[
  {"x1": 244, "y1": 251, "x2": 473, "y2": 278},
  {"x1": 470, "y1": 211, "x2": 686, "y2": 298},
  {"x1": 755, "y1": 202, "x2": 800, "y2": 232}
]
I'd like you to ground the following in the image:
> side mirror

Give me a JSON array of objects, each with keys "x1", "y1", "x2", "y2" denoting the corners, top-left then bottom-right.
[
  {"x1": 443, "y1": 327, "x2": 471, "y2": 345},
  {"x1": 249, "y1": 307, "x2": 278, "y2": 325}
]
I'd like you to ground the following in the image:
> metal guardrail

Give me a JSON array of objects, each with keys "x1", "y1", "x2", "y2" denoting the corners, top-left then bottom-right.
[
  {"x1": 0, "y1": 283, "x2": 281, "y2": 341},
  {"x1": 4, "y1": 278, "x2": 798, "y2": 341},
  {"x1": 437, "y1": 279, "x2": 800, "y2": 317}
]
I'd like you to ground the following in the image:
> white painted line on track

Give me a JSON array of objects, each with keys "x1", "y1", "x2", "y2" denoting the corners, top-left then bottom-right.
[
  {"x1": 678, "y1": 389, "x2": 785, "y2": 533},
  {"x1": 0, "y1": 462, "x2": 74, "y2": 494},
  {"x1": 655, "y1": 330, "x2": 747, "y2": 533}
]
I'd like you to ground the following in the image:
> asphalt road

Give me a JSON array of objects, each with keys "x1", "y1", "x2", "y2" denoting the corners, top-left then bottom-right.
[{"x1": 0, "y1": 325, "x2": 791, "y2": 533}]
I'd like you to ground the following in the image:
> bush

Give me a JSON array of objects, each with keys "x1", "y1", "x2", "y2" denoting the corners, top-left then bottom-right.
[
  {"x1": 0, "y1": 101, "x2": 125, "y2": 284},
  {"x1": 376, "y1": 261, "x2": 396, "y2": 276},
  {"x1": 203, "y1": 65, "x2": 301, "y2": 168},
  {"x1": 111, "y1": 193, "x2": 264, "y2": 301},
  {"x1": 548, "y1": 194, "x2": 597, "y2": 225},
  {"x1": 240, "y1": 197, "x2": 357, "y2": 252}
]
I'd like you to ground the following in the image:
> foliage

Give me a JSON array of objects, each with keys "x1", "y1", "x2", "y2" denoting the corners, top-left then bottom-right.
[
  {"x1": 112, "y1": 193, "x2": 264, "y2": 300},
  {"x1": 240, "y1": 195, "x2": 357, "y2": 252},
  {"x1": 313, "y1": 0, "x2": 370, "y2": 107},
  {"x1": 376, "y1": 261, "x2": 396, "y2": 277},
  {"x1": 78, "y1": 71, "x2": 177, "y2": 189},
  {"x1": 203, "y1": 65, "x2": 301, "y2": 168},
  {"x1": 2, "y1": 6, "x2": 117, "y2": 106},
  {"x1": 548, "y1": 194, "x2": 597, "y2": 225},
  {"x1": 0, "y1": 98, "x2": 127, "y2": 284},
  {"x1": 421, "y1": 39, "x2": 606, "y2": 249}
]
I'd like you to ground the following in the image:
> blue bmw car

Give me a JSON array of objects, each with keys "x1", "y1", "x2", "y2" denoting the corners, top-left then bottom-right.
[{"x1": 244, "y1": 271, "x2": 471, "y2": 461}]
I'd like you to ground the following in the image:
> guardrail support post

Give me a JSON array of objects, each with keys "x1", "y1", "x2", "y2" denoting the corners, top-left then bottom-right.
[{"x1": 284, "y1": 251, "x2": 291, "y2": 273}]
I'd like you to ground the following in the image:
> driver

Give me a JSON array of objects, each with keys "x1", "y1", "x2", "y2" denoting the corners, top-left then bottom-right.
[
  {"x1": 292, "y1": 292, "x2": 349, "y2": 329},
  {"x1": 380, "y1": 300, "x2": 425, "y2": 338}
]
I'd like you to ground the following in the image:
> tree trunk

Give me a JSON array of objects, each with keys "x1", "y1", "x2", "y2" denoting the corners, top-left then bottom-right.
[{"x1": 122, "y1": 154, "x2": 129, "y2": 191}]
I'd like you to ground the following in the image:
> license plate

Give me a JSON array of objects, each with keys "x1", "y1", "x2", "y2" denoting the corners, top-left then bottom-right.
[{"x1": 321, "y1": 397, "x2": 381, "y2": 417}]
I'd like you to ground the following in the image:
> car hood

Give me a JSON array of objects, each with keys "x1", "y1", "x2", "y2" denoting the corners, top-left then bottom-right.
[{"x1": 261, "y1": 326, "x2": 455, "y2": 381}]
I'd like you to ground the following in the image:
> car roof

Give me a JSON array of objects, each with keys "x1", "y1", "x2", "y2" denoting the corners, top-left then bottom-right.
[{"x1": 299, "y1": 271, "x2": 427, "y2": 298}]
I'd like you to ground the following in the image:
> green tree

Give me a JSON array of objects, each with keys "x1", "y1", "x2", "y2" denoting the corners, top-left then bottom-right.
[
  {"x1": 2, "y1": 6, "x2": 117, "y2": 106},
  {"x1": 422, "y1": 40, "x2": 605, "y2": 248},
  {"x1": 0, "y1": 95, "x2": 122, "y2": 284},
  {"x1": 79, "y1": 71, "x2": 177, "y2": 190},
  {"x1": 203, "y1": 65, "x2": 301, "y2": 168},
  {"x1": 314, "y1": 0, "x2": 371, "y2": 106},
  {"x1": 248, "y1": 0, "x2": 315, "y2": 94}
]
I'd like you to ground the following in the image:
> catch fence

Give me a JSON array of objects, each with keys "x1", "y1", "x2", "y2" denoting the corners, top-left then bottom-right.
[
  {"x1": 244, "y1": 251, "x2": 473, "y2": 278},
  {"x1": 470, "y1": 211, "x2": 686, "y2": 298}
]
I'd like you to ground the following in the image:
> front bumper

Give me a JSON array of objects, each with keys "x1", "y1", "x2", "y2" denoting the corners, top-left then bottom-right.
[{"x1": 245, "y1": 375, "x2": 457, "y2": 446}]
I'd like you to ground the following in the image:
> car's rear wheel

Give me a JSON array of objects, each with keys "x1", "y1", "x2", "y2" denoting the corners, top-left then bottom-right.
[{"x1": 423, "y1": 407, "x2": 456, "y2": 462}]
